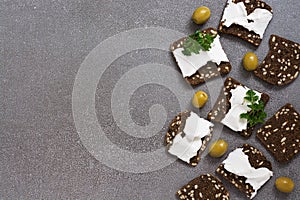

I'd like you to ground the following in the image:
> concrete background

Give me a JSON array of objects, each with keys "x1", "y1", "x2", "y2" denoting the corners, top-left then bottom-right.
[{"x1": 1, "y1": 0, "x2": 299, "y2": 199}]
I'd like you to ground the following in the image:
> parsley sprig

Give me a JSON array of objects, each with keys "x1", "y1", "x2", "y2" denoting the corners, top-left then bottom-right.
[
  {"x1": 240, "y1": 90, "x2": 267, "y2": 127},
  {"x1": 182, "y1": 31, "x2": 216, "y2": 56}
]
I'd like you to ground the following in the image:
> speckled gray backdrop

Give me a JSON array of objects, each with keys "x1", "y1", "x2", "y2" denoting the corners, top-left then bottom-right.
[{"x1": 1, "y1": 0, "x2": 299, "y2": 199}]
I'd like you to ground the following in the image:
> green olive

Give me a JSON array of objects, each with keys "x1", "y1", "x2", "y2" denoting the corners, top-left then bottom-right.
[
  {"x1": 192, "y1": 6, "x2": 211, "y2": 25},
  {"x1": 209, "y1": 140, "x2": 228, "y2": 158},
  {"x1": 243, "y1": 52, "x2": 259, "y2": 71},
  {"x1": 275, "y1": 177, "x2": 295, "y2": 193},
  {"x1": 192, "y1": 90, "x2": 208, "y2": 108}
]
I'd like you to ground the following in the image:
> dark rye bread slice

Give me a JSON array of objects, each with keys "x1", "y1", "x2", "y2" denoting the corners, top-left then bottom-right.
[
  {"x1": 216, "y1": 144, "x2": 272, "y2": 199},
  {"x1": 219, "y1": 0, "x2": 273, "y2": 46},
  {"x1": 170, "y1": 28, "x2": 231, "y2": 86},
  {"x1": 165, "y1": 111, "x2": 213, "y2": 166},
  {"x1": 256, "y1": 104, "x2": 300, "y2": 163},
  {"x1": 254, "y1": 35, "x2": 300, "y2": 86},
  {"x1": 176, "y1": 174, "x2": 230, "y2": 200},
  {"x1": 207, "y1": 77, "x2": 269, "y2": 137}
]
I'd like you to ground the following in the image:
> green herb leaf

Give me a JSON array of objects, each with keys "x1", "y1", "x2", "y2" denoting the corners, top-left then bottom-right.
[
  {"x1": 240, "y1": 89, "x2": 267, "y2": 127},
  {"x1": 181, "y1": 30, "x2": 216, "y2": 56},
  {"x1": 240, "y1": 113, "x2": 250, "y2": 119}
]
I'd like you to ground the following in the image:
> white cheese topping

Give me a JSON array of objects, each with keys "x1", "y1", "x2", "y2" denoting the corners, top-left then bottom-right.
[
  {"x1": 221, "y1": 0, "x2": 273, "y2": 38},
  {"x1": 223, "y1": 148, "x2": 273, "y2": 199},
  {"x1": 172, "y1": 35, "x2": 229, "y2": 77},
  {"x1": 168, "y1": 112, "x2": 214, "y2": 163},
  {"x1": 221, "y1": 85, "x2": 262, "y2": 132}
]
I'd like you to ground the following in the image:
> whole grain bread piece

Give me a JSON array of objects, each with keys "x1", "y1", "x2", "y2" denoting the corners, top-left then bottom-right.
[
  {"x1": 165, "y1": 111, "x2": 213, "y2": 166},
  {"x1": 216, "y1": 144, "x2": 272, "y2": 199},
  {"x1": 170, "y1": 28, "x2": 231, "y2": 86},
  {"x1": 219, "y1": 0, "x2": 273, "y2": 46},
  {"x1": 176, "y1": 174, "x2": 230, "y2": 200},
  {"x1": 207, "y1": 77, "x2": 269, "y2": 137},
  {"x1": 257, "y1": 103, "x2": 300, "y2": 163},
  {"x1": 254, "y1": 35, "x2": 300, "y2": 86}
]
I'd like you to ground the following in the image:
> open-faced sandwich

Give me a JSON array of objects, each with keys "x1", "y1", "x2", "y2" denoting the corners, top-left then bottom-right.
[
  {"x1": 165, "y1": 111, "x2": 214, "y2": 166},
  {"x1": 207, "y1": 77, "x2": 269, "y2": 137},
  {"x1": 216, "y1": 144, "x2": 273, "y2": 199},
  {"x1": 170, "y1": 28, "x2": 232, "y2": 86},
  {"x1": 219, "y1": 0, "x2": 273, "y2": 46}
]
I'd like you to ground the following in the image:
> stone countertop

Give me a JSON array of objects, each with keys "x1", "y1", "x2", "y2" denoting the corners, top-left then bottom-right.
[{"x1": 1, "y1": 0, "x2": 299, "y2": 199}]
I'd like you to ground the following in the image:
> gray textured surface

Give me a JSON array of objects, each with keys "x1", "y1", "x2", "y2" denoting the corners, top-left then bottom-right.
[{"x1": 1, "y1": 0, "x2": 299, "y2": 199}]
